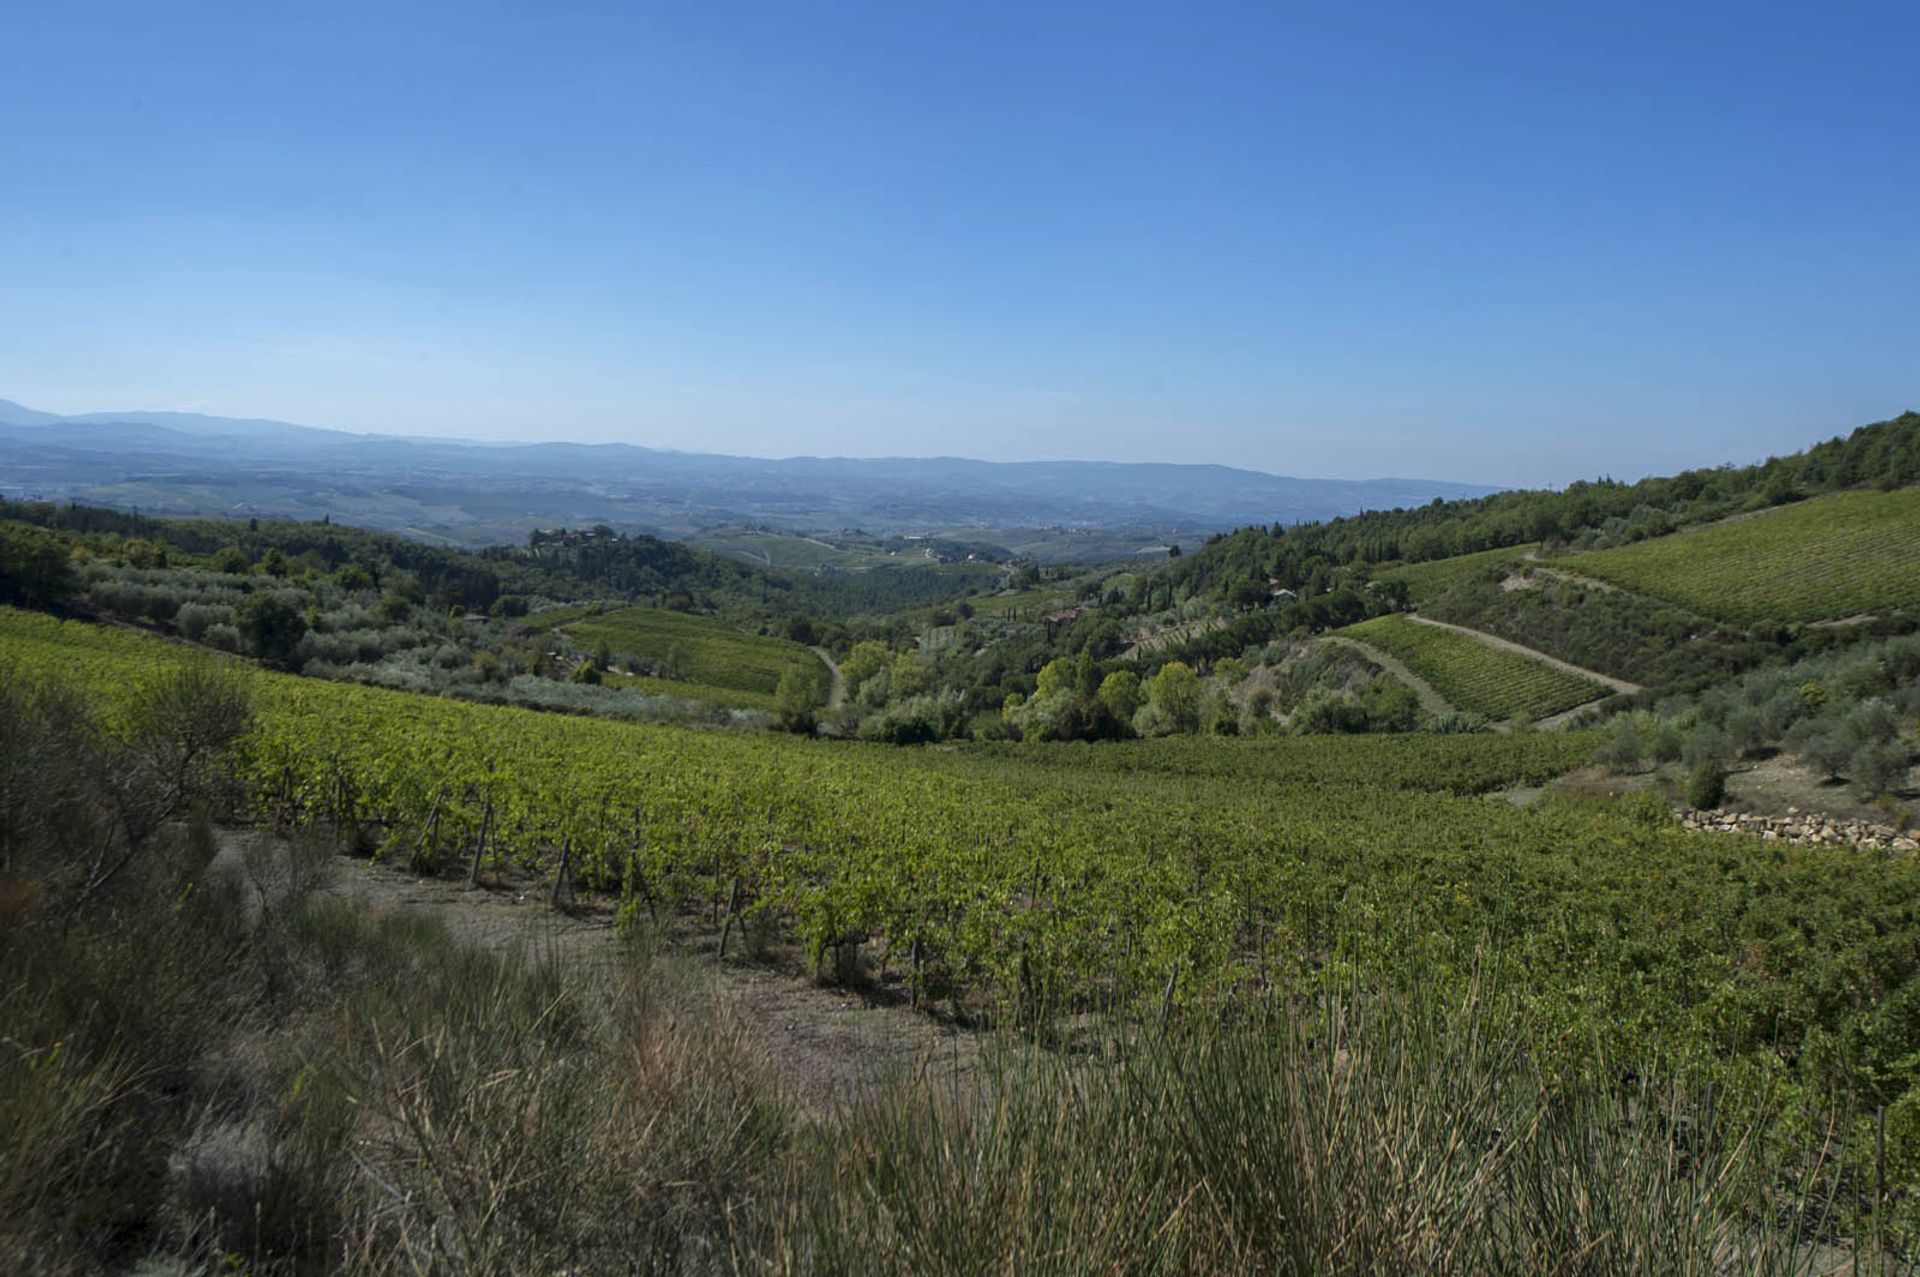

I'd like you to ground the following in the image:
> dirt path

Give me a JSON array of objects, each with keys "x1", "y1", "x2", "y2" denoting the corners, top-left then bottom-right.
[
  {"x1": 1525, "y1": 562, "x2": 1620, "y2": 593},
  {"x1": 1405, "y1": 614, "x2": 1642, "y2": 694},
  {"x1": 1318, "y1": 635, "x2": 1461, "y2": 723},
  {"x1": 1532, "y1": 700, "x2": 1607, "y2": 730},
  {"x1": 243, "y1": 838, "x2": 975, "y2": 1114},
  {"x1": 811, "y1": 645, "x2": 845, "y2": 709}
]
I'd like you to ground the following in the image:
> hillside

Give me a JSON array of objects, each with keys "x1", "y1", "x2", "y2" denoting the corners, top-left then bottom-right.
[
  {"x1": 1012, "y1": 412, "x2": 1919, "y2": 678},
  {"x1": 9, "y1": 599, "x2": 1920, "y2": 1262},
  {"x1": 1162, "y1": 410, "x2": 1919, "y2": 607},
  {"x1": 685, "y1": 525, "x2": 1012, "y2": 574},
  {"x1": 1367, "y1": 485, "x2": 1920, "y2": 704},
  {"x1": 1415, "y1": 564, "x2": 1752, "y2": 692},
  {"x1": 1374, "y1": 543, "x2": 1536, "y2": 606},
  {"x1": 1558, "y1": 486, "x2": 1920, "y2": 624},
  {"x1": 560, "y1": 605, "x2": 827, "y2": 705},
  {"x1": 1338, "y1": 613, "x2": 1607, "y2": 722}
]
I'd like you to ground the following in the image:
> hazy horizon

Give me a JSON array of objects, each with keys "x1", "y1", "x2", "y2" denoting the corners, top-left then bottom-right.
[
  {"x1": 0, "y1": 392, "x2": 1890, "y2": 493},
  {"x1": 3, "y1": 3, "x2": 1914, "y2": 489}
]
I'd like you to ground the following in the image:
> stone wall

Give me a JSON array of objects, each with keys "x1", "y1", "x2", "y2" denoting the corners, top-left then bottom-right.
[{"x1": 1679, "y1": 806, "x2": 1918, "y2": 852}]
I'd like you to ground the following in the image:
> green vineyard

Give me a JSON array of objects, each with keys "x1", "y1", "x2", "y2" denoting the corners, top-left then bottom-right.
[
  {"x1": 9, "y1": 604, "x2": 1920, "y2": 1120},
  {"x1": 1562, "y1": 486, "x2": 1920, "y2": 624},
  {"x1": 561, "y1": 604, "x2": 825, "y2": 699},
  {"x1": 1375, "y1": 543, "x2": 1535, "y2": 606},
  {"x1": 1339, "y1": 612, "x2": 1605, "y2": 720}
]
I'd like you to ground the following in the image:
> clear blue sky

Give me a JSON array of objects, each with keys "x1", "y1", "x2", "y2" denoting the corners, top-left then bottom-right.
[{"x1": 2, "y1": 1, "x2": 1913, "y2": 486}]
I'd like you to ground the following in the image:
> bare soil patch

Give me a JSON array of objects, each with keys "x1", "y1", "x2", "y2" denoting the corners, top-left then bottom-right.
[{"x1": 217, "y1": 833, "x2": 979, "y2": 1116}]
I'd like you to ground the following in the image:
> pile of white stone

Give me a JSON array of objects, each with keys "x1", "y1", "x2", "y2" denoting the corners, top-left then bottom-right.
[{"x1": 1677, "y1": 805, "x2": 1919, "y2": 852}]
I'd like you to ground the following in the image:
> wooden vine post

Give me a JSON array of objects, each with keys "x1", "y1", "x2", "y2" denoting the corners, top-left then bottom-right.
[
  {"x1": 414, "y1": 786, "x2": 445, "y2": 873},
  {"x1": 717, "y1": 876, "x2": 741, "y2": 961},
  {"x1": 469, "y1": 790, "x2": 493, "y2": 886},
  {"x1": 551, "y1": 835, "x2": 572, "y2": 907}
]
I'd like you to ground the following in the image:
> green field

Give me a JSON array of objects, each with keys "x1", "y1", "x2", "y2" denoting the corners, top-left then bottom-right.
[
  {"x1": 1340, "y1": 613, "x2": 1605, "y2": 720},
  {"x1": 1374, "y1": 543, "x2": 1536, "y2": 605},
  {"x1": 1562, "y1": 486, "x2": 1920, "y2": 624},
  {"x1": 563, "y1": 605, "x2": 823, "y2": 698}
]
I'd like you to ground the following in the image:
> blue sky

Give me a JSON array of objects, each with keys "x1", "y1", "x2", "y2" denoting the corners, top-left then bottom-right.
[{"x1": 1, "y1": 1, "x2": 1913, "y2": 486}]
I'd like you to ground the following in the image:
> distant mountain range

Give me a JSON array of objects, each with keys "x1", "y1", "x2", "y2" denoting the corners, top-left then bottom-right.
[{"x1": 0, "y1": 399, "x2": 1499, "y2": 556}]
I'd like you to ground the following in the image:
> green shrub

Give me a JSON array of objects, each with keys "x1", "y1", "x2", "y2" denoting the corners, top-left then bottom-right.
[
  {"x1": 774, "y1": 666, "x2": 825, "y2": 734},
  {"x1": 0, "y1": 523, "x2": 76, "y2": 609},
  {"x1": 1852, "y1": 739, "x2": 1911, "y2": 798},
  {"x1": 1681, "y1": 722, "x2": 1731, "y2": 768},
  {"x1": 238, "y1": 590, "x2": 308, "y2": 669},
  {"x1": 1596, "y1": 719, "x2": 1643, "y2": 773},
  {"x1": 1685, "y1": 758, "x2": 1726, "y2": 810},
  {"x1": 860, "y1": 690, "x2": 970, "y2": 745}
]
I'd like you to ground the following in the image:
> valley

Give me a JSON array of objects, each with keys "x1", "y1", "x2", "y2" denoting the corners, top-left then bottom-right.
[{"x1": 4, "y1": 408, "x2": 1919, "y2": 1271}]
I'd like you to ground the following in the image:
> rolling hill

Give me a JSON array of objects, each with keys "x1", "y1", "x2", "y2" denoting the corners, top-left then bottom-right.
[
  {"x1": 0, "y1": 398, "x2": 1498, "y2": 555},
  {"x1": 1558, "y1": 486, "x2": 1920, "y2": 625}
]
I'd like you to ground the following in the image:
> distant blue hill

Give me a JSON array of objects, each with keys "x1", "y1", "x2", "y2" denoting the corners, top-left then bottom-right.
[{"x1": 0, "y1": 398, "x2": 1500, "y2": 552}]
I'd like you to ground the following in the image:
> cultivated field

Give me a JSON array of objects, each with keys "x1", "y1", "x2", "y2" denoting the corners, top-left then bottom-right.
[
  {"x1": 1374, "y1": 543, "x2": 1535, "y2": 605},
  {"x1": 10, "y1": 604, "x2": 1920, "y2": 1260},
  {"x1": 563, "y1": 604, "x2": 823, "y2": 698},
  {"x1": 1562, "y1": 486, "x2": 1920, "y2": 624},
  {"x1": 1340, "y1": 612, "x2": 1605, "y2": 720},
  {"x1": 6, "y1": 604, "x2": 1910, "y2": 1077}
]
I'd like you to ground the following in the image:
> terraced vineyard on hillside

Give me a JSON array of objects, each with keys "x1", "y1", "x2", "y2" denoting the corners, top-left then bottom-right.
[
  {"x1": 1562, "y1": 486, "x2": 1920, "y2": 624},
  {"x1": 1375, "y1": 543, "x2": 1535, "y2": 606},
  {"x1": 1340, "y1": 612, "x2": 1606, "y2": 721},
  {"x1": 563, "y1": 604, "x2": 824, "y2": 700}
]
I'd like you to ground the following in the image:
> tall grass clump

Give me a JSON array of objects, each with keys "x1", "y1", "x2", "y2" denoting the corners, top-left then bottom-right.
[
  {"x1": 302, "y1": 920, "x2": 793, "y2": 1275},
  {"x1": 756, "y1": 974, "x2": 1834, "y2": 1275}
]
